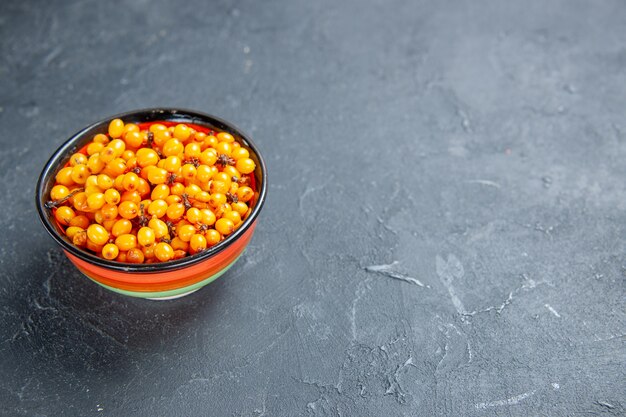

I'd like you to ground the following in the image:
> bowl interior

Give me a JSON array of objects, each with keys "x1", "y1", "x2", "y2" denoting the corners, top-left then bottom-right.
[{"x1": 36, "y1": 108, "x2": 266, "y2": 273}]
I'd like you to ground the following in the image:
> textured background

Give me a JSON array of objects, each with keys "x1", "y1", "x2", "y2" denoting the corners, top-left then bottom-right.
[{"x1": 1, "y1": 0, "x2": 625, "y2": 416}]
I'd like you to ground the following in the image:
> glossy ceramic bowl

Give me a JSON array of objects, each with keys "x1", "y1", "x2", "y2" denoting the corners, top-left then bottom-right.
[{"x1": 36, "y1": 108, "x2": 267, "y2": 300}]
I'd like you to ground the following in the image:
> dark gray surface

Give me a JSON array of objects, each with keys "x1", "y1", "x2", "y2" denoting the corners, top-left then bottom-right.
[{"x1": 1, "y1": 0, "x2": 625, "y2": 416}]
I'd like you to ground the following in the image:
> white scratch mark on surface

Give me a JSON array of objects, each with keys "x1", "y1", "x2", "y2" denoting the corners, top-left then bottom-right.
[
  {"x1": 466, "y1": 179, "x2": 501, "y2": 189},
  {"x1": 475, "y1": 391, "x2": 535, "y2": 409},
  {"x1": 350, "y1": 278, "x2": 372, "y2": 339},
  {"x1": 551, "y1": 383, "x2": 560, "y2": 390},
  {"x1": 364, "y1": 261, "x2": 429, "y2": 288},
  {"x1": 545, "y1": 304, "x2": 561, "y2": 318},
  {"x1": 435, "y1": 255, "x2": 465, "y2": 314}
]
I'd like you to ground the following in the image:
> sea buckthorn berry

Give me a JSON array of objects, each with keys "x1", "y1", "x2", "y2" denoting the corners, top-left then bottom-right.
[
  {"x1": 154, "y1": 242, "x2": 174, "y2": 262},
  {"x1": 101, "y1": 203, "x2": 118, "y2": 221},
  {"x1": 115, "y1": 234, "x2": 137, "y2": 251},
  {"x1": 69, "y1": 215, "x2": 90, "y2": 229},
  {"x1": 87, "y1": 142, "x2": 105, "y2": 155},
  {"x1": 55, "y1": 167, "x2": 75, "y2": 186},
  {"x1": 87, "y1": 154, "x2": 105, "y2": 174},
  {"x1": 231, "y1": 147, "x2": 249, "y2": 161},
  {"x1": 185, "y1": 207, "x2": 202, "y2": 224},
  {"x1": 215, "y1": 218, "x2": 235, "y2": 235},
  {"x1": 217, "y1": 132, "x2": 235, "y2": 143},
  {"x1": 184, "y1": 184, "x2": 201, "y2": 198},
  {"x1": 166, "y1": 203, "x2": 185, "y2": 221},
  {"x1": 116, "y1": 251, "x2": 128, "y2": 262},
  {"x1": 112, "y1": 219, "x2": 132, "y2": 237},
  {"x1": 184, "y1": 142, "x2": 202, "y2": 159},
  {"x1": 93, "y1": 133, "x2": 109, "y2": 144},
  {"x1": 70, "y1": 153, "x2": 88, "y2": 166},
  {"x1": 108, "y1": 118, "x2": 125, "y2": 138},
  {"x1": 149, "y1": 123, "x2": 167, "y2": 134},
  {"x1": 223, "y1": 165, "x2": 241, "y2": 179},
  {"x1": 195, "y1": 191, "x2": 211, "y2": 203},
  {"x1": 236, "y1": 186, "x2": 254, "y2": 203},
  {"x1": 224, "y1": 210, "x2": 242, "y2": 225},
  {"x1": 189, "y1": 234, "x2": 207, "y2": 252},
  {"x1": 194, "y1": 131, "x2": 207, "y2": 142},
  {"x1": 195, "y1": 165, "x2": 214, "y2": 182},
  {"x1": 102, "y1": 243, "x2": 119, "y2": 260},
  {"x1": 162, "y1": 139, "x2": 183, "y2": 157},
  {"x1": 215, "y1": 141, "x2": 232, "y2": 156},
  {"x1": 87, "y1": 192, "x2": 106, "y2": 211},
  {"x1": 94, "y1": 210, "x2": 104, "y2": 225},
  {"x1": 148, "y1": 199, "x2": 168, "y2": 217},
  {"x1": 148, "y1": 167, "x2": 168, "y2": 185},
  {"x1": 85, "y1": 175, "x2": 99, "y2": 188},
  {"x1": 201, "y1": 209, "x2": 216, "y2": 226},
  {"x1": 205, "y1": 229, "x2": 221, "y2": 245},
  {"x1": 126, "y1": 248, "x2": 145, "y2": 264},
  {"x1": 123, "y1": 123, "x2": 139, "y2": 136},
  {"x1": 65, "y1": 226, "x2": 84, "y2": 240},
  {"x1": 84, "y1": 185, "x2": 103, "y2": 196},
  {"x1": 108, "y1": 139, "x2": 126, "y2": 157},
  {"x1": 137, "y1": 178, "x2": 151, "y2": 197},
  {"x1": 151, "y1": 184, "x2": 170, "y2": 200},
  {"x1": 136, "y1": 148, "x2": 159, "y2": 167},
  {"x1": 171, "y1": 237, "x2": 189, "y2": 252},
  {"x1": 204, "y1": 135, "x2": 218, "y2": 148},
  {"x1": 170, "y1": 182, "x2": 185, "y2": 196},
  {"x1": 86, "y1": 239, "x2": 104, "y2": 253},
  {"x1": 181, "y1": 164, "x2": 196, "y2": 180},
  {"x1": 210, "y1": 180, "x2": 229, "y2": 194},
  {"x1": 213, "y1": 172, "x2": 232, "y2": 184},
  {"x1": 73, "y1": 231, "x2": 88, "y2": 247},
  {"x1": 148, "y1": 218, "x2": 169, "y2": 238},
  {"x1": 102, "y1": 218, "x2": 117, "y2": 231},
  {"x1": 232, "y1": 202, "x2": 248, "y2": 216},
  {"x1": 153, "y1": 129, "x2": 171, "y2": 146},
  {"x1": 200, "y1": 148, "x2": 218, "y2": 166},
  {"x1": 99, "y1": 146, "x2": 116, "y2": 163},
  {"x1": 165, "y1": 195, "x2": 182, "y2": 205},
  {"x1": 50, "y1": 185, "x2": 70, "y2": 201},
  {"x1": 209, "y1": 193, "x2": 226, "y2": 207},
  {"x1": 96, "y1": 174, "x2": 114, "y2": 190},
  {"x1": 236, "y1": 158, "x2": 256, "y2": 174},
  {"x1": 177, "y1": 224, "x2": 197, "y2": 242},
  {"x1": 122, "y1": 172, "x2": 140, "y2": 191},
  {"x1": 122, "y1": 150, "x2": 135, "y2": 162},
  {"x1": 55, "y1": 206, "x2": 76, "y2": 226},
  {"x1": 173, "y1": 124, "x2": 191, "y2": 141},
  {"x1": 87, "y1": 224, "x2": 109, "y2": 246},
  {"x1": 213, "y1": 203, "x2": 229, "y2": 219},
  {"x1": 72, "y1": 192, "x2": 89, "y2": 211},
  {"x1": 126, "y1": 131, "x2": 145, "y2": 148},
  {"x1": 163, "y1": 155, "x2": 182, "y2": 173},
  {"x1": 137, "y1": 227, "x2": 155, "y2": 247},
  {"x1": 118, "y1": 201, "x2": 139, "y2": 219},
  {"x1": 104, "y1": 188, "x2": 121, "y2": 205},
  {"x1": 121, "y1": 190, "x2": 141, "y2": 204},
  {"x1": 142, "y1": 245, "x2": 155, "y2": 259}
]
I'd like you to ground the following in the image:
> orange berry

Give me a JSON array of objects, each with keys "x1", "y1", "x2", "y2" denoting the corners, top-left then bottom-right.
[
  {"x1": 115, "y1": 234, "x2": 137, "y2": 251},
  {"x1": 108, "y1": 118, "x2": 125, "y2": 138},
  {"x1": 154, "y1": 242, "x2": 174, "y2": 262},
  {"x1": 87, "y1": 224, "x2": 109, "y2": 246},
  {"x1": 215, "y1": 218, "x2": 235, "y2": 235},
  {"x1": 102, "y1": 243, "x2": 119, "y2": 260},
  {"x1": 118, "y1": 201, "x2": 139, "y2": 219}
]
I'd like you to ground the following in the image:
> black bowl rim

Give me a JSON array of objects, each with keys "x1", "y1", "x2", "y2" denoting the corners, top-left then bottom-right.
[{"x1": 36, "y1": 108, "x2": 267, "y2": 273}]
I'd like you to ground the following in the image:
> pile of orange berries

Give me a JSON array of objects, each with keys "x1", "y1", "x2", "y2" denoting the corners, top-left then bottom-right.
[{"x1": 47, "y1": 119, "x2": 256, "y2": 263}]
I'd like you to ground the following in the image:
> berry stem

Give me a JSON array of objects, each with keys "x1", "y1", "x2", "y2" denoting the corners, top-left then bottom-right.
[{"x1": 45, "y1": 187, "x2": 84, "y2": 209}]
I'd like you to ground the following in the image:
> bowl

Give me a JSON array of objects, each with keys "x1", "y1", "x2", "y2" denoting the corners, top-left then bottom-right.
[{"x1": 36, "y1": 108, "x2": 267, "y2": 300}]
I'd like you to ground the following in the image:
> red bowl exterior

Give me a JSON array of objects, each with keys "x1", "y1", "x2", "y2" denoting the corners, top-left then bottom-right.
[{"x1": 66, "y1": 222, "x2": 256, "y2": 292}]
